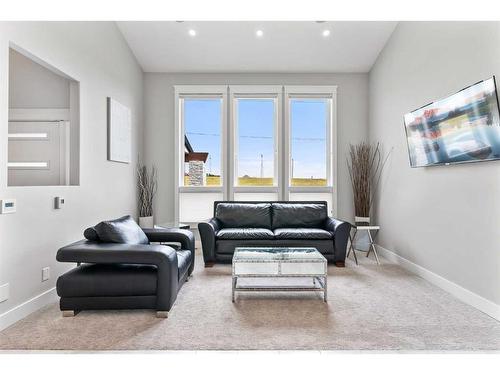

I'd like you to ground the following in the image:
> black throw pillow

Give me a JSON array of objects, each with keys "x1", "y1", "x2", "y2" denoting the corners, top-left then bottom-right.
[
  {"x1": 83, "y1": 226, "x2": 100, "y2": 241},
  {"x1": 93, "y1": 215, "x2": 149, "y2": 245}
]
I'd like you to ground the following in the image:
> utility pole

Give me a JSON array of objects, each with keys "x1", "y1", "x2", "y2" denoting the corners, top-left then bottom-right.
[
  {"x1": 260, "y1": 154, "x2": 264, "y2": 179},
  {"x1": 209, "y1": 156, "x2": 212, "y2": 175},
  {"x1": 291, "y1": 158, "x2": 294, "y2": 180}
]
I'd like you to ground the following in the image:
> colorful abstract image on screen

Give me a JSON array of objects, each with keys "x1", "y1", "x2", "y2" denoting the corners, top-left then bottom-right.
[{"x1": 404, "y1": 77, "x2": 500, "y2": 167}]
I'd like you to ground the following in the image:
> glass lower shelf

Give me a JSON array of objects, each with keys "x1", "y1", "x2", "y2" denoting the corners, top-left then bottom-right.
[{"x1": 235, "y1": 276, "x2": 325, "y2": 290}]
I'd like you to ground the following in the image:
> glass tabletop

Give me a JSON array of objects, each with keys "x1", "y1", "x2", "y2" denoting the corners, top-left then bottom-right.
[
  {"x1": 154, "y1": 222, "x2": 191, "y2": 229},
  {"x1": 233, "y1": 247, "x2": 324, "y2": 262}
]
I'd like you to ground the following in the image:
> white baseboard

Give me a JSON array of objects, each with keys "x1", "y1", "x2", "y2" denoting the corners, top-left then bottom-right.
[
  {"x1": 376, "y1": 245, "x2": 500, "y2": 322},
  {"x1": 0, "y1": 287, "x2": 57, "y2": 331}
]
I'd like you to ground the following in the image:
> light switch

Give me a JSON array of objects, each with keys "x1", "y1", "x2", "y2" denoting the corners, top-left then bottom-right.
[{"x1": 54, "y1": 197, "x2": 65, "y2": 209}]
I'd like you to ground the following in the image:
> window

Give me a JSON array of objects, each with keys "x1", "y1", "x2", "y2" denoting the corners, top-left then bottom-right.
[
  {"x1": 181, "y1": 97, "x2": 223, "y2": 187},
  {"x1": 234, "y1": 98, "x2": 277, "y2": 187},
  {"x1": 285, "y1": 86, "x2": 336, "y2": 214},
  {"x1": 290, "y1": 98, "x2": 329, "y2": 187},
  {"x1": 175, "y1": 86, "x2": 227, "y2": 224},
  {"x1": 175, "y1": 85, "x2": 336, "y2": 223}
]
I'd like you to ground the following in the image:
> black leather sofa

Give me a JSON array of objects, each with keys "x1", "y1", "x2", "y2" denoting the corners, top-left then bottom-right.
[
  {"x1": 198, "y1": 201, "x2": 351, "y2": 267},
  {"x1": 56, "y1": 227, "x2": 195, "y2": 318}
]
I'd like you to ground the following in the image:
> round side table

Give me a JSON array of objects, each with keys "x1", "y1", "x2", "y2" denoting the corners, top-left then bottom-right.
[{"x1": 347, "y1": 225, "x2": 380, "y2": 265}]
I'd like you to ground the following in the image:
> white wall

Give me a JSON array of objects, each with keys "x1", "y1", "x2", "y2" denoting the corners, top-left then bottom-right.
[
  {"x1": 144, "y1": 73, "x2": 369, "y2": 224},
  {"x1": 9, "y1": 48, "x2": 70, "y2": 108},
  {"x1": 0, "y1": 22, "x2": 143, "y2": 329},
  {"x1": 369, "y1": 22, "x2": 500, "y2": 307}
]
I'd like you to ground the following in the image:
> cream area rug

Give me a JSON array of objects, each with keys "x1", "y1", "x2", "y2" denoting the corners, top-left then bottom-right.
[{"x1": 1, "y1": 250, "x2": 499, "y2": 351}]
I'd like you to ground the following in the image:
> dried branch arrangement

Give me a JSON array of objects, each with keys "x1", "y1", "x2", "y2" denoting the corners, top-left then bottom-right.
[
  {"x1": 137, "y1": 162, "x2": 158, "y2": 218},
  {"x1": 347, "y1": 142, "x2": 390, "y2": 220}
]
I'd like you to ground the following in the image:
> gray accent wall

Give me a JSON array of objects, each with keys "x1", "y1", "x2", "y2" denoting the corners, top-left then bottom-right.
[
  {"x1": 369, "y1": 22, "x2": 500, "y2": 305},
  {"x1": 143, "y1": 73, "x2": 369, "y2": 224},
  {"x1": 0, "y1": 22, "x2": 143, "y2": 322}
]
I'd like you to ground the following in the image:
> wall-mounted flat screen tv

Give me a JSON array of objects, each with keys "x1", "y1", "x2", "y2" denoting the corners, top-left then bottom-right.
[{"x1": 404, "y1": 77, "x2": 500, "y2": 167}]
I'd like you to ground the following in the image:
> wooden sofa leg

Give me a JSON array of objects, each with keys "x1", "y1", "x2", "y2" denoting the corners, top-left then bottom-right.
[
  {"x1": 334, "y1": 260, "x2": 345, "y2": 268},
  {"x1": 156, "y1": 311, "x2": 169, "y2": 318},
  {"x1": 204, "y1": 262, "x2": 215, "y2": 268},
  {"x1": 62, "y1": 310, "x2": 79, "y2": 317}
]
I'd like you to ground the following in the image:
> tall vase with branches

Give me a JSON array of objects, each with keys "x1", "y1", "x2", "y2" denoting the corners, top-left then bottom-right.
[
  {"x1": 137, "y1": 162, "x2": 158, "y2": 228},
  {"x1": 347, "y1": 142, "x2": 390, "y2": 226}
]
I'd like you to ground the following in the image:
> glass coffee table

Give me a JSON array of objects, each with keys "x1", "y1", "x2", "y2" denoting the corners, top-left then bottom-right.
[{"x1": 232, "y1": 247, "x2": 328, "y2": 302}]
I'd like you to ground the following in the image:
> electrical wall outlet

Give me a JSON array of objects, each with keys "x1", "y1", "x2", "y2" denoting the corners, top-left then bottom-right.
[
  {"x1": 0, "y1": 283, "x2": 9, "y2": 303},
  {"x1": 42, "y1": 267, "x2": 50, "y2": 282}
]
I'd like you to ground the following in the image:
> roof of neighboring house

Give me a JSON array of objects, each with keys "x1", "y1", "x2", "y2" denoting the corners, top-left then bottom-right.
[
  {"x1": 184, "y1": 136, "x2": 194, "y2": 153},
  {"x1": 184, "y1": 135, "x2": 208, "y2": 162},
  {"x1": 185, "y1": 152, "x2": 208, "y2": 162}
]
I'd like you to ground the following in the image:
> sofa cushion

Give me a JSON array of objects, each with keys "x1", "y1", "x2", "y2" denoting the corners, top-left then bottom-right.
[
  {"x1": 94, "y1": 215, "x2": 149, "y2": 245},
  {"x1": 215, "y1": 203, "x2": 272, "y2": 229},
  {"x1": 56, "y1": 264, "x2": 157, "y2": 297},
  {"x1": 217, "y1": 228, "x2": 274, "y2": 240},
  {"x1": 215, "y1": 239, "x2": 276, "y2": 254},
  {"x1": 272, "y1": 203, "x2": 327, "y2": 229},
  {"x1": 274, "y1": 228, "x2": 333, "y2": 240}
]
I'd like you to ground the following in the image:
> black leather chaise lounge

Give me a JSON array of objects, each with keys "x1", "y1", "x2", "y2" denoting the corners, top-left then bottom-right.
[
  {"x1": 56, "y1": 216, "x2": 195, "y2": 318},
  {"x1": 198, "y1": 201, "x2": 351, "y2": 268}
]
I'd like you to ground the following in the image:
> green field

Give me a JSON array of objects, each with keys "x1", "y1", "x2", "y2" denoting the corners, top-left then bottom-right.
[
  {"x1": 290, "y1": 178, "x2": 327, "y2": 187},
  {"x1": 185, "y1": 175, "x2": 326, "y2": 187}
]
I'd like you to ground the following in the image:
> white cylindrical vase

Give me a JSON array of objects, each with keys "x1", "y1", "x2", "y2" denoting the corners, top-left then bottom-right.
[{"x1": 139, "y1": 216, "x2": 154, "y2": 228}]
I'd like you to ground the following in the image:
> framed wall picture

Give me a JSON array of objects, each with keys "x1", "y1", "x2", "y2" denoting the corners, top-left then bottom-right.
[{"x1": 107, "y1": 97, "x2": 131, "y2": 163}]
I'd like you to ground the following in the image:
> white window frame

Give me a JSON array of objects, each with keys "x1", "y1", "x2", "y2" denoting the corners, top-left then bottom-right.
[
  {"x1": 174, "y1": 85, "x2": 228, "y2": 223},
  {"x1": 229, "y1": 85, "x2": 282, "y2": 198},
  {"x1": 284, "y1": 86, "x2": 337, "y2": 214}
]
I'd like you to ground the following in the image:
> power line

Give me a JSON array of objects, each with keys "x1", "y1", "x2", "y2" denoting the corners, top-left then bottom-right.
[{"x1": 186, "y1": 132, "x2": 325, "y2": 141}]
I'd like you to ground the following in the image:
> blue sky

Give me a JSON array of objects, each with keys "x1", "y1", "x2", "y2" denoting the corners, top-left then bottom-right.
[
  {"x1": 184, "y1": 98, "x2": 327, "y2": 179},
  {"x1": 237, "y1": 99, "x2": 274, "y2": 177},
  {"x1": 290, "y1": 99, "x2": 327, "y2": 179}
]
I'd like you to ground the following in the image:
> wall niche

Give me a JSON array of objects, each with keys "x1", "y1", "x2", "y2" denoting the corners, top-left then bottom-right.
[{"x1": 8, "y1": 45, "x2": 80, "y2": 186}]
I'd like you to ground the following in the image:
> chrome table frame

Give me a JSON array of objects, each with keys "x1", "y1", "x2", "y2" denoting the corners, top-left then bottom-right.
[
  {"x1": 231, "y1": 247, "x2": 328, "y2": 302},
  {"x1": 347, "y1": 225, "x2": 380, "y2": 265}
]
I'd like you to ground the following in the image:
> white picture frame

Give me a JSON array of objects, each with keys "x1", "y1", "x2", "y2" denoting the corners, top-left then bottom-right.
[{"x1": 107, "y1": 97, "x2": 131, "y2": 163}]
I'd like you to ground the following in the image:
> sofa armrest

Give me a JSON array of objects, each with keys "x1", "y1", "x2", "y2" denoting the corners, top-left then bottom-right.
[
  {"x1": 325, "y1": 217, "x2": 351, "y2": 264},
  {"x1": 57, "y1": 240, "x2": 177, "y2": 265},
  {"x1": 143, "y1": 228, "x2": 195, "y2": 250},
  {"x1": 198, "y1": 218, "x2": 220, "y2": 265},
  {"x1": 142, "y1": 228, "x2": 195, "y2": 276},
  {"x1": 57, "y1": 240, "x2": 179, "y2": 310}
]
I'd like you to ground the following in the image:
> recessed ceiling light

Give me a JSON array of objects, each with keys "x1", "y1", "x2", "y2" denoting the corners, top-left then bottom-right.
[
  {"x1": 322, "y1": 29, "x2": 331, "y2": 37},
  {"x1": 188, "y1": 29, "x2": 196, "y2": 37},
  {"x1": 256, "y1": 30, "x2": 264, "y2": 38}
]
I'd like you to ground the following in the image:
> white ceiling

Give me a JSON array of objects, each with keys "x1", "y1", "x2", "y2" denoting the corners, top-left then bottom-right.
[{"x1": 117, "y1": 21, "x2": 397, "y2": 73}]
